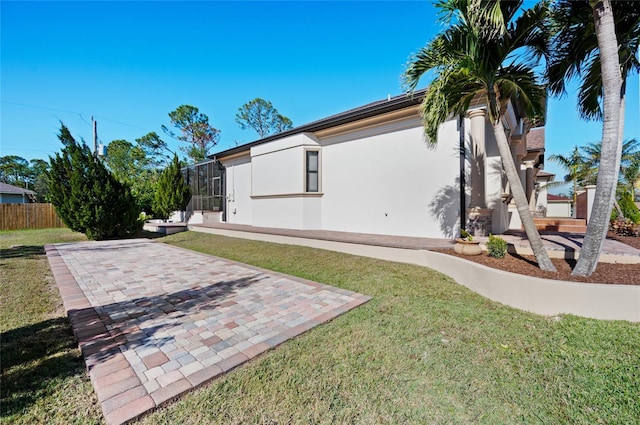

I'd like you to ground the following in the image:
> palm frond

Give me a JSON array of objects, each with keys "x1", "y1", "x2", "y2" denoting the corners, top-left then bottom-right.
[
  {"x1": 403, "y1": 37, "x2": 451, "y2": 91},
  {"x1": 577, "y1": 55, "x2": 604, "y2": 121},
  {"x1": 508, "y1": 0, "x2": 550, "y2": 62},
  {"x1": 420, "y1": 67, "x2": 485, "y2": 144},
  {"x1": 546, "y1": 0, "x2": 595, "y2": 96},
  {"x1": 496, "y1": 63, "x2": 546, "y2": 119},
  {"x1": 548, "y1": 0, "x2": 640, "y2": 111},
  {"x1": 406, "y1": 0, "x2": 547, "y2": 141}
]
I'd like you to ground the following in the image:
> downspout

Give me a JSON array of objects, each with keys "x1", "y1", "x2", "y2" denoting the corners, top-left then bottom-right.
[{"x1": 459, "y1": 114, "x2": 466, "y2": 232}]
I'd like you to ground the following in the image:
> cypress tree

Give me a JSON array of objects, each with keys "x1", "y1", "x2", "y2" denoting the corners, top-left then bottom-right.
[
  {"x1": 47, "y1": 124, "x2": 141, "y2": 240},
  {"x1": 153, "y1": 154, "x2": 191, "y2": 220}
]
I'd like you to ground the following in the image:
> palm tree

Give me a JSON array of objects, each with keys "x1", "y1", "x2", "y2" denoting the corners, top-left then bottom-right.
[
  {"x1": 548, "y1": 146, "x2": 590, "y2": 205},
  {"x1": 547, "y1": 0, "x2": 639, "y2": 276},
  {"x1": 404, "y1": 0, "x2": 556, "y2": 271},
  {"x1": 620, "y1": 139, "x2": 640, "y2": 195},
  {"x1": 578, "y1": 139, "x2": 640, "y2": 189},
  {"x1": 550, "y1": 139, "x2": 640, "y2": 218}
]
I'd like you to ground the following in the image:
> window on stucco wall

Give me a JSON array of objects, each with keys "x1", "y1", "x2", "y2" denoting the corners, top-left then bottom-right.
[{"x1": 306, "y1": 150, "x2": 319, "y2": 192}]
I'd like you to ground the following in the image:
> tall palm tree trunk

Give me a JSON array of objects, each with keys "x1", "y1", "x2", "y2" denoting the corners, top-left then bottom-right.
[
  {"x1": 572, "y1": 0, "x2": 623, "y2": 276},
  {"x1": 492, "y1": 120, "x2": 556, "y2": 271}
]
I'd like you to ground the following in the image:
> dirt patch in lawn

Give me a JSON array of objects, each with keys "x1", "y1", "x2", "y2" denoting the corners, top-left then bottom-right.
[{"x1": 433, "y1": 232, "x2": 640, "y2": 286}]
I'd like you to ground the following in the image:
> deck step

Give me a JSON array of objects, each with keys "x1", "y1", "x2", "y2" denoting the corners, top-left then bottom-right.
[{"x1": 531, "y1": 218, "x2": 587, "y2": 233}]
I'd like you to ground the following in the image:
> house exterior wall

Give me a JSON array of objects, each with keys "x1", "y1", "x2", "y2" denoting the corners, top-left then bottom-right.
[
  {"x1": 219, "y1": 115, "x2": 463, "y2": 238},
  {"x1": 251, "y1": 197, "x2": 322, "y2": 229},
  {"x1": 547, "y1": 201, "x2": 572, "y2": 217},
  {"x1": 249, "y1": 133, "x2": 322, "y2": 230},
  {"x1": 213, "y1": 98, "x2": 534, "y2": 239},
  {"x1": 318, "y1": 117, "x2": 460, "y2": 238},
  {"x1": 0, "y1": 194, "x2": 30, "y2": 204},
  {"x1": 222, "y1": 155, "x2": 253, "y2": 225}
]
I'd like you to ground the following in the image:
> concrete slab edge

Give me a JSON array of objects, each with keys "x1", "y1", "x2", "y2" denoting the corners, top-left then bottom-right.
[{"x1": 190, "y1": 226, "x2": 640, "y2": 323}]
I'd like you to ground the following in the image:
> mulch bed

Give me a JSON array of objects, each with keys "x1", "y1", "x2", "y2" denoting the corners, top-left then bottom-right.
[{"x1": 433, "y1": 231, "x2": 640, "y2": 286}]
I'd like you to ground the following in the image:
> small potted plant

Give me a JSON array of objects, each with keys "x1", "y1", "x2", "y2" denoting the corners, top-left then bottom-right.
[{"x1": 454, "y1": 229, "x2": 482, "y2": 255}]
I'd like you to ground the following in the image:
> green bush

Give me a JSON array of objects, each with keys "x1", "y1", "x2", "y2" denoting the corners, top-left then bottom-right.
[
  {"x1": 618, "y1": 191, "x2": 640, "y2": 223},
  {"x1": 460, "y1": 229, "x2": 473, "y2": 241},
  {"x1": 47, "y1": 125, "x2": 142, "y2": 240},
  {"x1": 153, "y1": 154, "x2": 191, "y2": 220},
  {"x1": 486, "y1": 234, "x2": 508, "y2": 259}
]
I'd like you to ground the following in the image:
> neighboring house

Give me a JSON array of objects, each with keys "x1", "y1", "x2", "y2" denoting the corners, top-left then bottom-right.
[
  {"x1": 0, "y1": 182, "x2": 36, "y2": 204},
  {"x1": 184, "y1": 91, "x2": 546, "y2": 239},
  {"x1": 546, "y1": 194, "x2": 573, "y2": 218}
]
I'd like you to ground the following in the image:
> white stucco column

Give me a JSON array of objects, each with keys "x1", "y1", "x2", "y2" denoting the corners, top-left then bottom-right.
[
  {"x1": 468, "y1": 108, "x2": 487, "y2": 209},
  {"x1": 466, "y1": 108, "x2": 493, "y2": 236},
  {"x1": 586, "y1": 184, "x2": 597, "y2": 224}
]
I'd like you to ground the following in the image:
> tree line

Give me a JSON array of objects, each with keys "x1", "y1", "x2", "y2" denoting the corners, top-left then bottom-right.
[{"x1": 1, "y1": 97, "x2": 293, "y2": 211}]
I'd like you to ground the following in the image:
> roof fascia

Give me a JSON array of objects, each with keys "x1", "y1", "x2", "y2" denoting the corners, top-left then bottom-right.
[{"x1": 212, "y1": 90, "x2": 426, "y2": 161}]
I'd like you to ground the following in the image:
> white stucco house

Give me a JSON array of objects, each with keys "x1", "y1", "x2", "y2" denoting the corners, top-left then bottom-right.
[
  {"x1": 546, "y1": 194, "x2": 573, "y2": 218},
  {"x1": 183, "y1": 91, "x2": 546, "y2": 239}
]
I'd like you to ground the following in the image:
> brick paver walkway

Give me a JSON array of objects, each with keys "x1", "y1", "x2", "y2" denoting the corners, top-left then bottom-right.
[{"x1": 45, "y1": 239, "x2": 371, "y2": 425}]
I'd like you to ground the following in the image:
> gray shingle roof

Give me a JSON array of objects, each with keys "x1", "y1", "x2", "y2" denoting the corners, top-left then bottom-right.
[
  {"x1": 0, "y1": 182, "x2": 36, "y2": 195},
  {"x1": 527, "y1": 127, "x2": 545, "y2": 151}
]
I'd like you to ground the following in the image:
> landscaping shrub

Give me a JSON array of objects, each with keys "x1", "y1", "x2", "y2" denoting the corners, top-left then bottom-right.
[
  {"x1": 486, "y1": 234, "x2": 508, "y2": 258},
  {"x1": 460, "y1": 229, "x2": 474, "y2": 241},
  {"x1": 47, "y1": 124, "x2": 142, "y2": 240},
  {"x1": 618, "y1": 191, "x2": 640, "y2": 223},
  {"x1": 610, "y1": 219, "x2": 640, "y2": 237},
  {"x1": 153, "y1": 154, "x2": 191, "y2": 220}
]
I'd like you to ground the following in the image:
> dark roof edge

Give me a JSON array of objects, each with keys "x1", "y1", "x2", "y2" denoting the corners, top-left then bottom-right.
[{"x1": 210, "y1": 90, "x2": 426, "y2": 160}]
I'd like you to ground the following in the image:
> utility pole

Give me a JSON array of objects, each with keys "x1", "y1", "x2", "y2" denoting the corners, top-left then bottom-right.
[{"x1": 92, "y1": 116, "x2": 98, "y2": 156}]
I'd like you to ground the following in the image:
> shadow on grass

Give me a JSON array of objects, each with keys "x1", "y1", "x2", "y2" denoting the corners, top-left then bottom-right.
[
  {"x1": 136, "y1": 229, "x2": 167, "y2": 240},
  {"x1": 96, "y1": 229, "x2": 169, "y2": 242},
  {"x1": 0, "y1": 317, "x2": 85, "y2": 418},
  {"x1": 0, "y1": 245, "x2": 45, "y2": 260}
]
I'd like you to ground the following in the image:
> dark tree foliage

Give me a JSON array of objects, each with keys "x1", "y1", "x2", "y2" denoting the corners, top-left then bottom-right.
[
  {"x1": 104, "y1": 139, "x2": 160, "y2": 215},
  {"x1": 161, "y1": 105, "x2": 220, "y2": 163},
  {"x1": 0, "y1": 156, "x2": 49, "y2": 201},
  {"x1": 47, "y1": 124, "x2": 141, "y2": 240},
  {"x1": 153, "y1": 154, "x2": 191, "y2": 220},
  {"x1": 235, "y1": 98, "x2": 293, "y2": 138}
]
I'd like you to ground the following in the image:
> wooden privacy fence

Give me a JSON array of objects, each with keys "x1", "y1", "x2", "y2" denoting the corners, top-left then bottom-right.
[{"x1": 0, "y1": 203, "x2": 65, "y2": 231}]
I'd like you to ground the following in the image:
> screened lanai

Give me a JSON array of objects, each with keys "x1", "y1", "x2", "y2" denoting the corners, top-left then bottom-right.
[{"x1": 182, "y1": 159, "x2": 225, "y2": 217}]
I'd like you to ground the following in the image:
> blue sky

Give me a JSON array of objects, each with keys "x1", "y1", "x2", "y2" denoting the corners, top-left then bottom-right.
[{"x1": 1, "y1": 1, "x2": 638, "y2": 194}]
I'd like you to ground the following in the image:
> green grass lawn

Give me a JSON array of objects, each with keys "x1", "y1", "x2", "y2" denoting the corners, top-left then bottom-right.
[
  {"x1": 2, "y1": 229, "x2": 639, "y2": 424},
  {"x1": 0, "y1": 228, "x2": 103, "y2": 425}
]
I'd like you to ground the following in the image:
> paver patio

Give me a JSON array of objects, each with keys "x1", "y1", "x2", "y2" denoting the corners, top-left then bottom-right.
[{"x1": 45, "y1": 239, "x2": 371, "y2": 425}]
